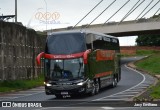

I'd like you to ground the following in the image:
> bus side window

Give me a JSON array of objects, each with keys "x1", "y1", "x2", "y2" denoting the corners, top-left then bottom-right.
[
  {"x1": 86, "y1": 34, "x2": 94, "y2": 50},
  {"x1": 93, "y1": 35, "x2": 105, "y2": 50}
]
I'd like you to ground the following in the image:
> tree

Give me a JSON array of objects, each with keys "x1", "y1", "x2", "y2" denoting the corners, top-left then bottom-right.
[
  {"x1": 136, "y1": 35, "x2": 160, "y2": 46},
  {"x1": 136, "y1": 13, "x2": 160, "y2": 46}
]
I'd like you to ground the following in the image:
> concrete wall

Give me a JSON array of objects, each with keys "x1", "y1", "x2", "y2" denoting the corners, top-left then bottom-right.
[
  {"x1": 120, "y1": 46, "x2": 136, "y2": 55},
  {"x1": 0, "y1": 21, "x2": 46, "y2": 81}
]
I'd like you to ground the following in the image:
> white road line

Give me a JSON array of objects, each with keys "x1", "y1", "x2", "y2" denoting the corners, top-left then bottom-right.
[
  {"x1": 108, "y1": 95, "x2": 135, "y2": 97},
  {"x1": 135, "y1": 86, "x2": 147, "y2": 89},
  {"x1": 117, "y1": 91, "x2": 140, "y2": 94},
  {"x1": 0, "y1": 97, "x2": 18, "y2": 99},
  {"x1": 126, "y1": 89, "x2": 144, "y2": 92},
  {"x1": 18, "y1": 91, "x2": 40, "y2": 93},
  {"x1": 28, "y1": 90, "x2": 44, "y2": 91},
  {"x1": 6, "y1": 94, "x2": 32, "y2": 96},
  {"x1": 30, "y1": 89, "x2": 44, "y2": 90},
  {"x1": 101, "y1": 107, "x2": 115, "y2": 109},
  {"x1": 93, "y1": 64, "x2": 146, "y2": 101},
  {"x1": 141, "y1": 83, "x2": 151, "y2": 86},
  {"x1": 100, "y1": 99, "x2": 128, "y2": 101}
]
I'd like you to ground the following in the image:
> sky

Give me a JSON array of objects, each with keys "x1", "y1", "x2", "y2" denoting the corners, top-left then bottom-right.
[{"x1": 0, "y1": 0, "x2": 160, "y2": 46}]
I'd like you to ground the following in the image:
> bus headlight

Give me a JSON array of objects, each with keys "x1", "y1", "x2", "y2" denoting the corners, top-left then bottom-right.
[
  {"x1": 77, "y1": 82, "x2": 84, "y2": 86},
  {"x1": 77, "y1": 79, "x2": 88, "y2": 86},
  {"x1": 46, "y1": 83, "x2": 52, "y2": 87}
]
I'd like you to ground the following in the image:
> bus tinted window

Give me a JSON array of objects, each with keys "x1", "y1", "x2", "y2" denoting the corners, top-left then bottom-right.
[{"x1": 46, "y1": 33, "x2": 86, "y2": 54}]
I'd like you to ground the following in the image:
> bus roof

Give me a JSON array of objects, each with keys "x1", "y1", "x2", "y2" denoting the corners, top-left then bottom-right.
[{"x1": 48, "y1": 30, "x2": 118, "y2": 39}]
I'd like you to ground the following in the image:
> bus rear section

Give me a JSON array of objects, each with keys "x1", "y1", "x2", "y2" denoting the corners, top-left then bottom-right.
[{"x1": 36, "y1": 31, "x2": 121, "y2": 98}]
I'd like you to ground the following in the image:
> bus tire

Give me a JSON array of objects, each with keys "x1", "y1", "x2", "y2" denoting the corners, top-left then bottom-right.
[
  {"x1": 90, "y1": 84, "x2": 96, "y2": 96},
  {"x1": 112, "y1": 77, "x2": 117, "y2": 87},
  {"x1": 95, "y1": 82, "x2": 100, "y2": 94}
]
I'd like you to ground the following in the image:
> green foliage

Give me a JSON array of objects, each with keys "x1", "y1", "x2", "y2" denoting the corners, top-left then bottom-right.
[
  {"x1": 120, "y1": 50, "x2": 159, "y2": 57},
  {"x1": 136, "y1": 35, "x2": 160, "y2": 46},
  {"x1": 135, "y1": 53, "x2": 160, "y2": 75},
  {"x1": 136, "y1": 50, "x2": 160, "y2": 56},
  {"x1": 0, "y1": 75, "x2": 44, "y2": 92},
  {"x1": 136, "y1": 54, "x2": 160, "y2": 75},
  {"x1": 150, "y1": 81, "x2": 160, "y2": 99},
  {"x1": 135, "y1": 52, "x2": 160, "y2": 99}
]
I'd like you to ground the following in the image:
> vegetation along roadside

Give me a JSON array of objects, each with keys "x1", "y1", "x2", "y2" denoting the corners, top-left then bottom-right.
[
  {"x1": 133, "y1": 50, "x2": 160, "y2": 101},
  {"x1": 0, "y1": 74, "x2": 44, "y2": 93}
]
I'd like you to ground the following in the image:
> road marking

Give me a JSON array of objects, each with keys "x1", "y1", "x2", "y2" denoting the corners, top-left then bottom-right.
[
  {"x1": 18, "y1": 91, "x2": 40, "y2": 93},
  {"x1": 30, "y1": 89, "x2": 44, "y2": 90},
  {"x1": 117, "y1": 91, "x2": 140, "y2": 94},
  {"x1": 5, "y1": 94, "x2": 32, "y2": 96},
  {"x1": 126, "y1": 89, "x2": 144, "y2": 92},
  {"x1": 135, "y1": 86, "x2": 147, "y2": 89},
  {"x1": 100, "y1": 99, "x2": 128, "y2": 101},
  {"x1": 93, "y1": 64, "x2": 146, "y2": 101},
  {"x1": 101, "y1": 107, "x2": 115, "y2": 109},
  {"x1": 108, "y1": 95, "x2": 135, "y2": 97},
  {"x1": 0, "y1": 97, "x2": 18, "y2": 99}
]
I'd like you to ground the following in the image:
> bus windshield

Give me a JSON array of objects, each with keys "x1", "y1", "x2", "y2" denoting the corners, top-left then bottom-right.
[
  {"x1": 46, "y1": 33, "x2": 86, "y2": 54},
  {"x1": 45, "y1": 58, "x2": 85, "y2": 80}
]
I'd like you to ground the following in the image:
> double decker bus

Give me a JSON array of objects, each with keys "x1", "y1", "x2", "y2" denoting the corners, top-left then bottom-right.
[{"x1": 36, "y1": 31, "x2": 121, "y2": 98}]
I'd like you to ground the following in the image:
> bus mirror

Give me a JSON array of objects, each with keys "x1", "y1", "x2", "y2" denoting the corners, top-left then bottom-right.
[
  {"x1": 36, "y1": 52, "x2": 44, "y2": 65},
  {"x1": 83, "y1": 49, "x2": 91, "y2": 64}
]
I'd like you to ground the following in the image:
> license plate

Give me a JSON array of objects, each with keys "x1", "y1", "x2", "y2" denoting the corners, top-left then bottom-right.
[{"x1": 61, "y1": 92, "x2": 68, "y2": 95}]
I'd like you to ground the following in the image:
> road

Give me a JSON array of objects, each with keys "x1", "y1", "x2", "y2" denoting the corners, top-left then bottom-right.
[{"x1": 0, "y1": 57, "x2": 158, "y2": 110}]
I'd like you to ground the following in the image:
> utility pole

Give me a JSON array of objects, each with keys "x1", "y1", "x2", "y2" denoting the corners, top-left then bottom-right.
[
  {"x1": 43, "y1": 0, "x2": 47, "y2": 31},
  {"x1": 15, "y1": 0, "x2": 17, "y2": 22}
]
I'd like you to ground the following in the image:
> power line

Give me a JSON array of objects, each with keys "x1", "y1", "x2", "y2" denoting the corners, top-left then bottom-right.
[
  {"x1": 73, "y1": 0, "x2": 104, "y2": 28},
  {"x1": 15, "y1": 0, "x2": 17, "y2": 22},
  {"x1": 118, "y1": 0, "x2": 141, "y2": 24},
  {"x1": 153, "y1": 7, "x2": 160, "y2": 16},
  {"x1": 103, "y1": 0, "x2": 130, "y2": 25},
  {"x1": 135, "y1": 0, "x2": 154, "y2": 20},
  {"x1": 139, "y1": 0, "x2": 160, "y2": 19},
  {"x1": 84, "y1": 0, "x2": 116, "y2": 28}
]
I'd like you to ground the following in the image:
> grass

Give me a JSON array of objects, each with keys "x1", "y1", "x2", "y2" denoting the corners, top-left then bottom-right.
[
  {"x1": 121, "y1": 50, "x2": 159, "y2": 57},
  {"x1": 135, "y1": 53, "x2": 160, "y2": 75},
  {"x1": 0, "y1": 74, "x2": 44, "y2": 93},
  {"x1": 135, "y1": 52, "x2": 160, "y2": 99},
  {"x1": 136, "y1": 50, "x2": 159, "y2": 56},
  {"x1": 150, "y1": 82, "x2": 160, "y2": 99}
]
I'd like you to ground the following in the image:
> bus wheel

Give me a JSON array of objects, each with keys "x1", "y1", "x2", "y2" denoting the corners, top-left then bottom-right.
[
  {"x1": 90, "y1": 84, "x2": 96, "y2": 96},
  {"x1": 112, "y1": 77, "x2": 117, "y2": 87},
  {"x1": 95, "y1": 83, "x2": 99, "y2": 94}
]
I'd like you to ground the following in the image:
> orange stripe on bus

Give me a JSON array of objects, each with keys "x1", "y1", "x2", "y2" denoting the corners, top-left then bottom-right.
[
  {"x1": 94, "y1": 71, "x2": 112, "y2": 78},
  {"x1": 96, "y1": 50, "x2": 115, "y2": 61}
]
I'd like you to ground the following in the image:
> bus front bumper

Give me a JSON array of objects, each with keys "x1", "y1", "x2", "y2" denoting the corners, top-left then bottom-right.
[{"x1": 45, "y1": 84, "x2": 91, "y2": 95}]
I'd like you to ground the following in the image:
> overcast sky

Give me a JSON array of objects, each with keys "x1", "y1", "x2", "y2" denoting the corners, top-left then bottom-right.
[{"x1": 0, "y1": 0, "x2": 160, "y2": 46}]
